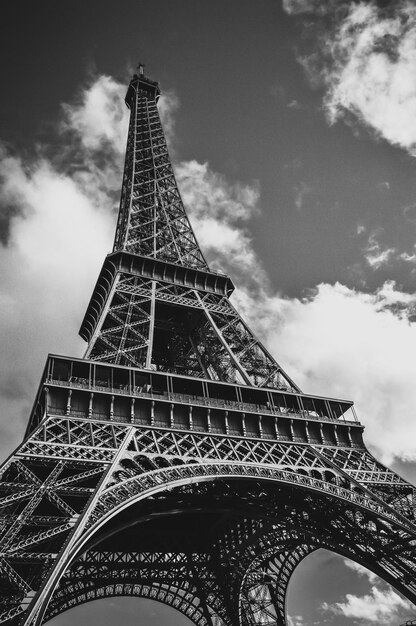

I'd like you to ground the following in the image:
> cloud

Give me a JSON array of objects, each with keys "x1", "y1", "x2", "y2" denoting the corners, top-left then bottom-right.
[
  {"x1": 400, "y1": 251, "x2": 416, "y2": 265},
  {"x1": 0, "y1": 75, "x2": 126, "y2": 458},
  {"x1": 364, "y1": 232, "x2": 395, "y2": 269},
  {"x1": 61, "y1": 75, "x2": 128, "y2": 155},
  {"x1": 322, "y1": 585, "x2": 412, "y2": 623},
  {"x1": 343, "y1": 559, "x2": 379, "y2": 584},
  {"x1": 284, "y1": 2, "x2": 416, "y2": 156},
  {"x1": 255, "y1": 280, "x2": 416, "y2": 464},
  {"x1": 287, "y1": 99, "x2": 301, "y2": 110},
  {"x1": 362, "y1": 231, "x2": 416, "y2": 276},
  {"x1": 376, "y1": 181, "x2": 390, "y2": 193},
  {"x1": 282, "y1": 0, "x2": 330, "y2": 16},
  {"x1": 175, "y1": 159, "x2": 263, "y2": 290},
  {"x1": 322, "y1": 558, "x2": 414, "y2": 623},
  {"x1": 229, "y1": 276, "x2": 416, "y2": 463},
  {"x1": 287, "y1": 615, "x2": 304, "y2": 626},
  {"x1": 158, "y1": 89, "x2": 180, "y2": 149}
]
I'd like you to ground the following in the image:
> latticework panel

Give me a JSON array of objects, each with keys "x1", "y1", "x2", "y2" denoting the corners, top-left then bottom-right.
[
  {"x1": 46, "y1": 551, "x2": 226, "y2": 626},
  {"x1": 113, "y1": 73, "x2": 208, "y2": 270},
  {"x1": 85, "y1": 273, "x2": 299, "y2": 391},
  {"x1": 0, "y1": 455, "x2": 109, "y2": 624},
  {"x1": 319, "y1": 447, "x2": 416, "y2": 520}
]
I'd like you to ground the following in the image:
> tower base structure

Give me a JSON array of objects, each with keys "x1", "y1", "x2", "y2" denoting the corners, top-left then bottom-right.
[{"x1": 1, "y1": 355, "x2": 416, "y2": 625}]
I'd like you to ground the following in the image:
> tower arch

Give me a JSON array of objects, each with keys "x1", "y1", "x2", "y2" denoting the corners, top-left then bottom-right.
[{"x1": 29, "y1": 472, "x2": 416, "y2": 625}]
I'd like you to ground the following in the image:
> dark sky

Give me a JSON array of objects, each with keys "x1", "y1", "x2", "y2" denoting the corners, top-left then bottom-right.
[
  {"x1": 3, "y1": 1, "x2": 416, "y2": 297},
  {"x1": 1, "y1": 1, "x2": 416, "y2": 624}
]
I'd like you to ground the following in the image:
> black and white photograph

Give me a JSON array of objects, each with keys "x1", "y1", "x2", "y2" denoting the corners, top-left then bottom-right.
[{"x1": 1, "y1": 1, "x2": 416, "y2": 625}]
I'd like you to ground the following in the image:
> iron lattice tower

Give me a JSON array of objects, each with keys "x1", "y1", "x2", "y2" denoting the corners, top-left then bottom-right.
[{"x1": 1, "y1": 67, "x2": 416, "y2": 626}]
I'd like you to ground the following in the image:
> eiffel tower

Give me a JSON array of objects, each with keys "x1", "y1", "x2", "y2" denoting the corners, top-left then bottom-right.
[{"x1": 1, "y1": 65, "x2": 416, "y2": 626}]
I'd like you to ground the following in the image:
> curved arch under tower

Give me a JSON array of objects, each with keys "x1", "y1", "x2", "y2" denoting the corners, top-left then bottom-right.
[{"x1": 36, "y1": 472, "x2": 416, "y2": 625}]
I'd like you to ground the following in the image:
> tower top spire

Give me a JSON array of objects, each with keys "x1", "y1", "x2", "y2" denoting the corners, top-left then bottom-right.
[
  {"x1": 126, "y1": 63, "x2": 160, "y2": 105},
  {"x1": 113, "y1": 63, "x2": 206, "y2": 270}
]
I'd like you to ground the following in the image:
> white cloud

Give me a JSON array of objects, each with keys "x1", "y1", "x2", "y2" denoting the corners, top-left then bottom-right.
[
  {"x1": 321, "y1": 558, "x2": 414, "y2": 623},
  {"x1": 255, "y1": 281, "x2": 416, "y2": 464},
  {"x1": 322, "y1": 585, "x2": 412, "y2": 623},
  {"x1": 229, "y1": 277, "x2": 416, "y2": 463},
  {"x1": 364, "y1": 232, "x2": 395, "y2": 269},
  {"x1": 363, "y1": 231, "x2": 416, "y2": 274},
  {"x1": 343, "y1": 559, "x2": 379, "y2": 584},
  {"x1": 61, "y1": 75, "x2": 128, "y2": 154},
  {"x1": 376, "y1": 281, "x2": 416, "y2": 308},
  {"x1": 287, "y1": 615, "x2": 304, "y2": 626},
  {"x1": 176, "y1": 159, "x2": 259, "y2": 223},
  {"x1": 400, "y1": 251, "x2": 416, "y2": 264},
  {"x1": 158, "y1": 89, "x2": 180, "y2": 149},
  {"x1": 284, "y1": 2, "x2": 416, "y2": 156},
  {"x1": 175, "y1": 159, "x2": 263, "y2": 290}
]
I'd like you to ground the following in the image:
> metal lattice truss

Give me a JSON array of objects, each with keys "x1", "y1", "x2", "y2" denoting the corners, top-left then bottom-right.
[
  {"x1": 12, "y1": 472, "x2": 416, "y2": 626},
  {"x1": 113, "y1": 73, "x2": 208, "y2": 270},
  {"x1": 46, "y1": 551, "x2": 228, "y2": 626},
  {"x1": 2, "y1": 68, "x2": 416, "y2": 626},
  {"x1": 0, "y1": 451, "x2": 107, "y2": 625},
  {"x1": 83, "y1": 69, "x2": 299, "y2": 392},
  {"x1": 2, "y1": 413, "x2": 416, "y2": 624},
  {"x1": 84, "y1": 272, "x2": 299, "y2": 391}
]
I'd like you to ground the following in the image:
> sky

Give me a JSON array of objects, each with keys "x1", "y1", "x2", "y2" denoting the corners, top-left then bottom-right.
[{"x1": 1, "y1": 0, "x2": 416, "y2": 623}]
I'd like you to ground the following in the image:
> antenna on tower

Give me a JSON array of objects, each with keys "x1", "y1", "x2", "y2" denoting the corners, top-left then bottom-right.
[{"x1": 137, "y1": 62, "x2": 145, "y2": 77}]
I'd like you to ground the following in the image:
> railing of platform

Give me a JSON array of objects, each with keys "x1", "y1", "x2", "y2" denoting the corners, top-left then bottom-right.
[{"x1": 45, "y1": 377, "x2": 358, "y2": 425}]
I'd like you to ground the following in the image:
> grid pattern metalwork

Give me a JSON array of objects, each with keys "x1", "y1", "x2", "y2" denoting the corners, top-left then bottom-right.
[
  {"x1": 0, "y1": 67, "x2": 415, "y2": 626},
  {"x1": 113, "y1": 72, "x2": 207, "y2": 269}
]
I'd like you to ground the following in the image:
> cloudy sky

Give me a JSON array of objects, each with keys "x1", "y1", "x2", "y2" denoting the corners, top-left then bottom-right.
[{"x1": 1, "y1": 0, "x2": 416, "y2": 624}]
